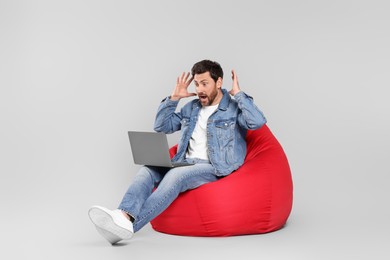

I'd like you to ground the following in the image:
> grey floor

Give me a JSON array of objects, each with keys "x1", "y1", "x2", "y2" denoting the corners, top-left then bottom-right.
[{"x1": 2, "y1": 166, "x2": 389, "y2": 260}]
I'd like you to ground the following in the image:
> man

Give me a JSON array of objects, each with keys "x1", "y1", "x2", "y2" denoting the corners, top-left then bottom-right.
[{"x1": 88, "y1": 60, "x2": 267, "y2": 245}]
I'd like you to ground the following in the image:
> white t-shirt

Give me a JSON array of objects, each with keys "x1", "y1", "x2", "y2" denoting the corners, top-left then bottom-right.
[{"x1": 186, "y1": 104, "x2": 219, "y2": 161}]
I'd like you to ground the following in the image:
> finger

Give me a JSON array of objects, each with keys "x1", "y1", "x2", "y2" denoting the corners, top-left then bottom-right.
[
  {"x1": 187, "y1": 75, "x2": 194, "y2": 85},
  {"x1": 231, "y1": 69, "x2": 236, "y2": 80},
  {"x1": 180, "y1": 72, "x2": 186, "y2": 82},
  {"x1": 184, "y1": 72, "x2": 190, "y2": 82},
  {"x1": 181, "y1": 92, "x2": 197, "y2": 98},
  {"x1": 233, "y1": 70, "x2": 240, "y2": 86}
]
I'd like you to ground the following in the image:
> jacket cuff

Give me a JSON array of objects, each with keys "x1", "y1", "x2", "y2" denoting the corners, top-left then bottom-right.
[
  {"x1": 161, "y1": 96, "x2": 180, "y2": 106},
  {"x1": 233, "y1": 91, "x2": 253, "y2": 101}
]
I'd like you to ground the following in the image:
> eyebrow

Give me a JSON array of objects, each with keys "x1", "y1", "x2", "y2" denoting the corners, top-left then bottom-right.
[{"x1": 194, "y1": 79, "x2": 208, "y2": 83}]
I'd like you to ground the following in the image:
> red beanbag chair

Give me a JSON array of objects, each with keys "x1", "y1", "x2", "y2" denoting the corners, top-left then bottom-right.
[{"x1": 150, "y1": 124, "x2": 293, "y2": 236}]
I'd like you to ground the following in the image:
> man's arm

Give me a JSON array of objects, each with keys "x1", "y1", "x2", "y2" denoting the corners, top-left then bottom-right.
[
  {"x1": 230, "y1": 70, "x2": 267, "y2": 129},
  {"x1": 153, "y1": 98, "x2": 181, "y2": 134},
  {"x1": 153, "y1": 72, "x2": 195, "y2": 133}
]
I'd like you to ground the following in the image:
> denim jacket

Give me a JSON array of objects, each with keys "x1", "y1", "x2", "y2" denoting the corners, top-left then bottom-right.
[{"x1": 154, "y1": 89, "x2": 266, "y2": 176}]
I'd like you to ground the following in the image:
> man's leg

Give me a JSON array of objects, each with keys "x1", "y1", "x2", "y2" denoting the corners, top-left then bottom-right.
[
  {"x1": 88, "y1": 166, "x2": 168, "y2": 244},
  {"x1": 132, "y1": 161, "x2": 218, "y2": 232},
  {"x1": 118, "y1": 166, "x2": 169, "y2": 220}
]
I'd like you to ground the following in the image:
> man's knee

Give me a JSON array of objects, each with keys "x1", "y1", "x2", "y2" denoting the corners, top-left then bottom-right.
[
  {"x1": 159, "y1": 170, "x2": 187, "y2": 191},
  {"x1": 136, "y1": 166, "x2": 162, "y2": 184}
]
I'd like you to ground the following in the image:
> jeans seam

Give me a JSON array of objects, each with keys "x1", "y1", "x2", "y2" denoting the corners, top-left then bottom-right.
[
  {"x1": 119, "y1": 167, "x2": 160, "y2": 221},
  {"x1": 134, "y1": 172, "x2": 188, "y2": 230}
]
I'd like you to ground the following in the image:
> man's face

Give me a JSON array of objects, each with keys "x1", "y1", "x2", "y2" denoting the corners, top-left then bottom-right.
[{"x1": 193, "y1": 72, "x2": 222, "y2": 106}]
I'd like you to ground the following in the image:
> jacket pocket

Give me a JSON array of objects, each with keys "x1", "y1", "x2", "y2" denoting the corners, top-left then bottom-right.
[{"x1": 214, "y1": 118, "x2": 235, "y2": 148}]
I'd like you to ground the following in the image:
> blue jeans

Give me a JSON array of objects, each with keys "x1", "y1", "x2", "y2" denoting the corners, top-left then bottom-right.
[{"x1": 118, "y1": 158, "x2": 218, "y2": 232}]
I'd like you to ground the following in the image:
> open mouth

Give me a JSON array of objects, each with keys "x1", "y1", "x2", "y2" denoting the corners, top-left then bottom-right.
[{"x1": 198, "y1": 94, "x2": 208, "y2": 102}]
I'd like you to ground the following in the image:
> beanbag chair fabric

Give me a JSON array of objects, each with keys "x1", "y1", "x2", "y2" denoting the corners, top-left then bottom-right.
[{"x1": 150, "y1": 124, "x2": 293, "y2": 236}]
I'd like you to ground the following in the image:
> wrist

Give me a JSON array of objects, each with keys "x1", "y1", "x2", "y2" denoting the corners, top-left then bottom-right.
[
  {"x1": 231, "y1": 89, "x2": 241, "y2": 96},
  {"x1": 169, "y1": 95, "x2": 181, "y2": 101}
]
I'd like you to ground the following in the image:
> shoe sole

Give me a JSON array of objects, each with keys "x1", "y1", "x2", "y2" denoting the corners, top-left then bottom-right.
[
  {"x1": 95, "y1": 226, "x2": 122, "y2": 245},
  {"x1": 88, "y1": 206, "x2": 133, "y2": 244}
]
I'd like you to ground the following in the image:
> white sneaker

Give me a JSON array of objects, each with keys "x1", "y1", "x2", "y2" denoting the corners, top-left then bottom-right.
[{"x1": 88, "y1": 206, "x2": 134, "y2": 245}]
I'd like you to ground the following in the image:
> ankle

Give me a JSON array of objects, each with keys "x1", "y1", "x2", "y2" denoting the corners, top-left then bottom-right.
[{"x1": 121, "y1": 210, "x2": 135, "y2": 223}]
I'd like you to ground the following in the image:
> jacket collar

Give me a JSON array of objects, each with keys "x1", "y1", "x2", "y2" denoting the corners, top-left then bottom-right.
[{"x1": 218, "y1": 89, "x2": 230, "y2": 111}]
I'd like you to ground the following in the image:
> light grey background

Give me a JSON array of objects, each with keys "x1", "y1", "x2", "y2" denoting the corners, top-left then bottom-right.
[{"x1": 1, "y1": 0, "x2": 389, "y2": 259}]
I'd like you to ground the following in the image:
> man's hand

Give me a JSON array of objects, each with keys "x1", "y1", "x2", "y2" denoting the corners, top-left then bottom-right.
[
  {"x1": 170, "y1": 72, "x2": 196, "y2": 101},
  {"x1": 229, "y1": 69, "x2": 241, "y2": 96}
]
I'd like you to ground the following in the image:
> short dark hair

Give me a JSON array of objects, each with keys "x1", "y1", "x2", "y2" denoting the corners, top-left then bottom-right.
[{"x1": 191, "y1": 60, "x2": 224, "y2": 82}]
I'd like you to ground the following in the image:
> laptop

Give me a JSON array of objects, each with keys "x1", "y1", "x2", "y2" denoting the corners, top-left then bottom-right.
[{"x1": 128, "y1": 131, "x2": 194, "y2": 168}]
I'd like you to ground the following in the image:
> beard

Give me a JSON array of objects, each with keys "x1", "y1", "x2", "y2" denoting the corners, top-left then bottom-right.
[{"x1": 198, "y1": 88, "x2": 219, "y2": 106}]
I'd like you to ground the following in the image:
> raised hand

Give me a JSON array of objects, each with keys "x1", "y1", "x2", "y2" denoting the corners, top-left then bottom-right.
[
  {"x1": 170, "y1": 72, "x2": 196, "y2": 101},
  {"x1": 229, "y1": 69, "x2": 241, "y2": 96}
]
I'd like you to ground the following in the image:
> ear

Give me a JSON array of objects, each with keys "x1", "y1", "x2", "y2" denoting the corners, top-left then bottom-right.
[{"x1": 216, "y1": 77, "x2": 223, "y2": 89}]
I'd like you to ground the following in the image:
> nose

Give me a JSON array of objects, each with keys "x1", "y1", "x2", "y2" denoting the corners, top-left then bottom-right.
[{"x1": 196, "y1": 85, "x2": 206, "y2": 94}]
